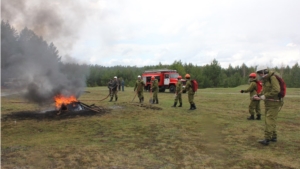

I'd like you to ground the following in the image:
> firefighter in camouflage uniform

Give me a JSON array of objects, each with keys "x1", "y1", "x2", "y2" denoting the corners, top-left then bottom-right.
[
  {"x1": 150, "y1": 76, "x2": 159, "y2": 104},
  {"x1": 134, "y1": 75, "x2": 145, "y2": 103},
  {"x1": 172, "y1": 75, "x2": 183, "y2": 107},
  {"x1": 109, "y1": 76, "x2": 118, "y2": 102},
  {"x1": 240, "y1": 73, "x2": 261, "y2": 120},
  {"x1": 254, "y1": 66, "x2": 282, "y2": 146},
  {"x1": 184, "y1": 74, "x2": 196, "y2": 110}
]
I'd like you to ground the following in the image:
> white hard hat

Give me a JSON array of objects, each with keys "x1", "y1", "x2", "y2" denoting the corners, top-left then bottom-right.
[
  {"x1": 256, "y1": 65, "x2": 269, "y2": 74},
  {"x1": 138, "y1": 75, "x2": 141, "y2": 78},
  {"x1": 114, "y1": 76, "x2": 117, "y2": 78}
]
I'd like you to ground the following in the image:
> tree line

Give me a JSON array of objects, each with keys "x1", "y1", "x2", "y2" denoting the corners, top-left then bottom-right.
[{"x1": 2, "y1": 20, "x2": 300, "y2": 89}]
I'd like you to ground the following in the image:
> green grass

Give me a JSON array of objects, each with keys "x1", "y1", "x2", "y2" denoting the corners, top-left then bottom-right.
[{"x1": 1, "y1": 86, "x2": 300, "y2": 169}]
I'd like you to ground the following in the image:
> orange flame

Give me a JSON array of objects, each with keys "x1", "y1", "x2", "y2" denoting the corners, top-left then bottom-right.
[{"x1": 54, "y1": 94, "x2": 78, "y2": 109}]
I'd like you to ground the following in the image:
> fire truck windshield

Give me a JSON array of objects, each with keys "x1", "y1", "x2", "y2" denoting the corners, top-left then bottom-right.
[{"x1": 170, "y1": 74, "x2": 179, "y2": 78}]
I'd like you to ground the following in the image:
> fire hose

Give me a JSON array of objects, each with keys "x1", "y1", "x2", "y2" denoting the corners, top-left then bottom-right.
[
  {"x1": 252, "y1": 96, "x2": 284, "y2": 113},
  {"x1": 82, "y1": 88, "x2": 111, "y2": 102}
]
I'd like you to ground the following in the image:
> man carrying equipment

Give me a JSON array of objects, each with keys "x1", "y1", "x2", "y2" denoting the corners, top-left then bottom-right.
[
  {"x1": 240, "y1": 73, "x2": 262, "y2": 120},
  {"x1": 253, "y1": 66, "x2": 282, "y2": 145},
  {"x1": 134, "y1": 75, "x2": 145, "y2": 103},
  {"x1": 172, "y1": 75, "x2": 183, "y2": 107}
]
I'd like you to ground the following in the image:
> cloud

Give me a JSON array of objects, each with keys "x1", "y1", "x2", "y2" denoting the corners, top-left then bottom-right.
[{"x1": 2, "y1": 0, "x2": 300, "y2": 68}]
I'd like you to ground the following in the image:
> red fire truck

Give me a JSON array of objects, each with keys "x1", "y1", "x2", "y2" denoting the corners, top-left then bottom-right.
[{"x1": 142, "y1": 69, "x2": 179, "y2": 93}]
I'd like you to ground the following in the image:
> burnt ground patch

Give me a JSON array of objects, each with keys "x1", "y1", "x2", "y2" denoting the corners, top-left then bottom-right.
[
  {"x1": 1, "y1": 107, "x2": 110, "y2": 121},
  {"x1": 128, "y1": 102, "x2": 163, "y2": 110}
]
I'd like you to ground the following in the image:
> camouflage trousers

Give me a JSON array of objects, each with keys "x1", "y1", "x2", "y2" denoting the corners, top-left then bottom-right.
[
  {"x1": 188, "y1": 93, "x2": 195, "y2": 104},
  {"x1": 174, "y1": 93, "x2": 182, "y2": 103},
  {"x1": 264, "y1": 101, "x2": 281, "y2": 140},
  {"x1": 249, "y1": 100, "x2": 261, "y2": 116},
  {"x1": 110, "y1": 90, "x2": 118, "y2": 100},
  {"x1": 152, "y1": 91, "x2": 158, "y2": 103}
]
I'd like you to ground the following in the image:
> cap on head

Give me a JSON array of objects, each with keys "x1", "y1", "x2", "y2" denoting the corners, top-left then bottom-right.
[
  {"x1": 151, "y1": 76, "x2": 155, "y2": 80},
  {"x1": 256, "y1": 65, "x2": 269, "y2": 74},
  {"x1": 249, "y1": 73, "x2": 256, "y2": 78},
  {"x1": 178, "y1": 75, "x2": 182, "y2": 79},
  {"x1": 185, "y1": 74, "x2": 190, "y2": 79},
  {"x1": 114, "y1": 76, "x2": 117, "y2": 79},
  {"x1": 138, "y1": 75, "x2": 141, "y2": 78}
]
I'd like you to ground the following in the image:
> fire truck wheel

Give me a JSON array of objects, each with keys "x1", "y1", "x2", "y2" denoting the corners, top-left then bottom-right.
[{"x1": 169, "y1": 85, "x2": 176, "y2": 93}]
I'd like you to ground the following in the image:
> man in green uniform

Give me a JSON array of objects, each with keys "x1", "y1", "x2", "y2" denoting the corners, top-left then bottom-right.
[
  {"x1": 184, "y1": 74, "x2": 196, "y2": 110},
  {"x1": 134, "y1": 75, "x2": 145, "y2": 103},
  {"x1": 240, "y1": 73, "x2": 261, "y2": 120},
  {"x1": 253, "y1": 66, "x2": 281, "y2": 145},
  {"x1": 109, "y1": 76, "x2": 118, "y2": 102},
  {"x1": 150, "y1": 76, "x2": 159, "y2": 104},
  {"x1": 172, "y1": 75, "x2": 183, "y2": 107}
]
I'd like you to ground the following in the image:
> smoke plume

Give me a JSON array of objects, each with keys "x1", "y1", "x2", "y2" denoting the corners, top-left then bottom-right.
[
  {"x1": 1, "y1": 0, "x2": 90, "y2": 105},
  {"x1": 1, "y1": 0, "x2": 88, "y2": 54}
]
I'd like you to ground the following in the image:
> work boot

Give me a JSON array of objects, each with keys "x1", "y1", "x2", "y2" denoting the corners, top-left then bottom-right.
[
  {"x1": 258, "y1": 139, "x2": 270, "y2": 145},
  {"x1": 190, "y1": 104, "x2": 196, "y2": 110},
  {"x1": 152, "y1": 100, "x2": 155, "y2": 104},
  {"x1": 247, "y1": 115, "x2": 255, "y2": 120},
  {"x1": 193, "y1": 104, "x2": 197, "y2": 109},
  {"x1": 270, "y1": 137, "x2": 277, "y2": 142},
  {"x1": 156, "y1": 99, "x2": 159, "y2": 104},
  {"x1": 189, "y1": 104, "x2": 193, "y2": 110},
  {"x1": 139, "y1": 98, "x2": 142, "y2": 103},
  {"x1": 256, "y1": 115, "x2": 261, "y2": 120},
  {"x1": 178, "y1": 102, "x2": 182, "y2": 107},
  {"x1": 109, "y1": 98, "x2": 113, "y2": 102},
  {"x1": 141, "y1": 97, "x2": 144, "y2": 103},
  {"x1": 115, "y1": 97, "x2": 118, "y2": 101},
  {"x1": 172, "y1": 102, "x2": 177, "y2": 107}
]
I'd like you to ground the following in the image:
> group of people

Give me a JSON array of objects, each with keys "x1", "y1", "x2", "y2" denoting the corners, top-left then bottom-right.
[
  {"x1": 240, "y1": 66, "x2": 283, "y2": 146},
  {"x1": 132, "y1": 74, "x2": 197, "y2": 110},
  {"x1": 107, "y1": 66, "x2": 283, "y2": 146}
]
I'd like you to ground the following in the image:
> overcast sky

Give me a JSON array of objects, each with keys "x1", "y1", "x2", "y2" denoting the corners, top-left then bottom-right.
[{"x1": 2, "y1": 0, "x2": 300, "y2": 68}]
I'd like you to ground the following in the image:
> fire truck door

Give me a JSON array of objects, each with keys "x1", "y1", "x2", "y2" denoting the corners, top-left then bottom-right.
[{"x1": 164, "y1": 74, "x2": 170, "y2": 85}]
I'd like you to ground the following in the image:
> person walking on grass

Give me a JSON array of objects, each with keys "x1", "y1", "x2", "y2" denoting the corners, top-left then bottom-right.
[
  {"x1": 150, "y1": 76, "x2": 159, "y2": 104},
  {"x1": 172, "y1": 75, "x2": 183, "y2": 107},
  {"x1": 134, "y1": 75, "x2": 145, "y2": 103},
  {"x1": 253, "y1": 66, "x2": 282, "y2": 146},
  {"x1": 240, "y1": 73, "x2": 262, "y2": 120},
  {"x1": 184, "y1": 74, "x2": 196, "y2": 110},
  {"x1": 109, "y1": 76, "x2": 118, "y2": 102}
]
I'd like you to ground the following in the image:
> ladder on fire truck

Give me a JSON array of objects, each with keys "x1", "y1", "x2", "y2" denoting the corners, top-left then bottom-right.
[{"x1": 143, "y1": 69, "x2": 177, "y2": 73}]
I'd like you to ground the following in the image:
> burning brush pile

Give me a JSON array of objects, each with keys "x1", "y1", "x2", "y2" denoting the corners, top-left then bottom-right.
[
  {"x1": 54, "y1": 94, "x2": 106, "y2": 115},
  {"x1": 3, "y1": 95, "x2": 108, "y2": 121}
]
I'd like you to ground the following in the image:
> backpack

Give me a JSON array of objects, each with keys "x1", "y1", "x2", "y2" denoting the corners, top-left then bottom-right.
[
  {"x1": 255, "y1": 81, "x2": 263, "y2": 94},
  {"x1": 191, "y1": 80, "x2": 198, "y2": 92},
  {"x1": 273, "y1": 74, "x2": 286, "y2": 98}
]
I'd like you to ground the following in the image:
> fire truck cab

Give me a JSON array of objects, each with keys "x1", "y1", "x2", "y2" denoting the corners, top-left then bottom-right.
[{"x1": 142, "y1": 69, "x2": 179, "y2": 93}]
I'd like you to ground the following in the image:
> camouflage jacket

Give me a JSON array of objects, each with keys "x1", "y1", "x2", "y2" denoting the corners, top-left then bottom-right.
[
  {"x1": 134, "y1": 80, "x2": 145, "y2": 92},
  {"x1": 261, "y1": 71, "x2": 280, "y2": 100}
]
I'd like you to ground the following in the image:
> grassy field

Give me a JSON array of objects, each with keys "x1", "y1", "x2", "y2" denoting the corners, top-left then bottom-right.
[{"x1": 1, "y1": 86, "x2": 300, "y2": 169}]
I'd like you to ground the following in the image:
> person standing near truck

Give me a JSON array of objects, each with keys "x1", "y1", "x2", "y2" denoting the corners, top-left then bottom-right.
[
  {"x1": 134, "y1": 75, "x2": 145, "y2": 103},
  {"x1": 151, "y1": 76, "x2": 159, "y2": 104},
  {"x1": 172, "y1": 75, "x2": 183, "y2": 107}
]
